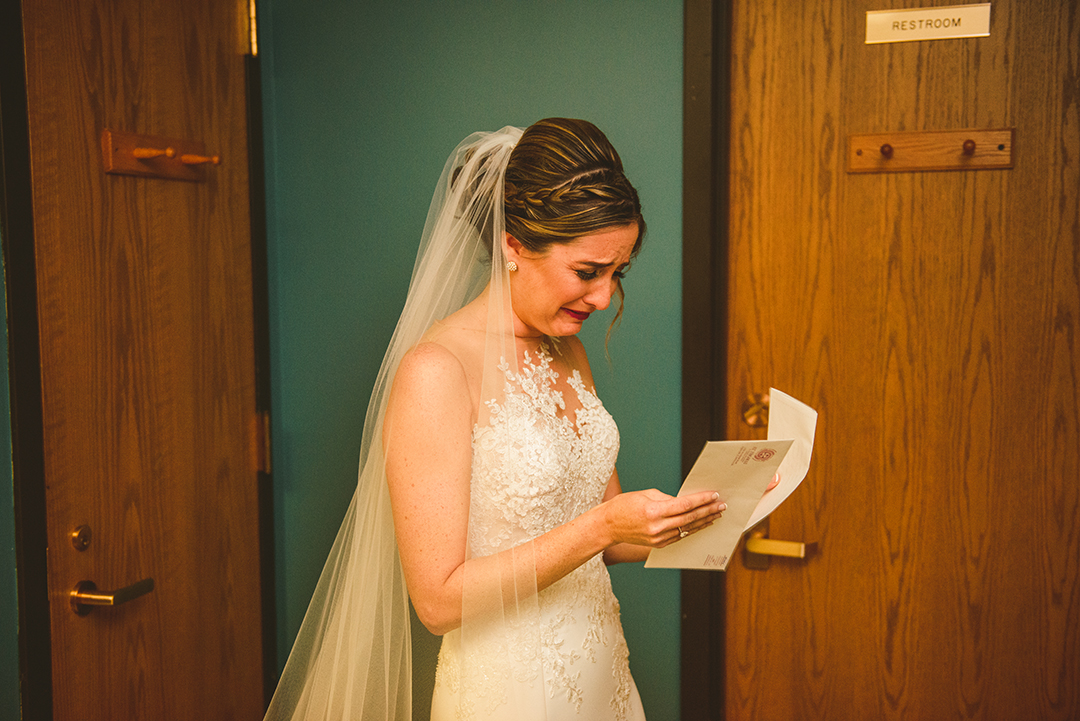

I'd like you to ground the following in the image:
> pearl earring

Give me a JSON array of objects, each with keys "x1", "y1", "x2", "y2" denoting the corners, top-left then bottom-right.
[{"x1": 506, "y1": 261, "x2": 518, "y2": 272}]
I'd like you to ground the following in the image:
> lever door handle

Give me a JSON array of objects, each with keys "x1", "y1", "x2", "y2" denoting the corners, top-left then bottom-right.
[
  {"x1": 745, "y1": 531, "x2": 817, "y2": 558},
  {"x1": 743, "y1": 527, "x2": 818, "y2": 570},
  {"x1": 70, "y1": 578, "x2": 154, "y2": 615}
]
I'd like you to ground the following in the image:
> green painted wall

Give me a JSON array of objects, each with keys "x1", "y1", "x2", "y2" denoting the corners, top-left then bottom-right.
[
  {"x1": 0, "y1": 243, "x2": 18, "y2": 720},
  {"x1": 260, "y1": 2, "x2": 685, "y2": 717}
]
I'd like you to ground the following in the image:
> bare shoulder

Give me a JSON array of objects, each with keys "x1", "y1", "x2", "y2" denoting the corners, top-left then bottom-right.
[
  {"x1": 394, "y1": 341, "x2": 470, "y2": 402},
  {"x1": 400, "y1": 340, "x2": 466, "y2": 375},
  {"x1": 384, "y1": 341, "x2": 475, "y2": 460}
]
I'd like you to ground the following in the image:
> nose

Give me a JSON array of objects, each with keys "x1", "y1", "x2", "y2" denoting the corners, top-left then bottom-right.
[{"x1": 584, "y1": 277, "x2": 616, "y2": 311}]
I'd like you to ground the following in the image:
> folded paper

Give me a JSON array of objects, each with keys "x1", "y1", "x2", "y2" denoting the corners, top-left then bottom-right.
[
  {"x1": 644, "y1": 439, "x2": 792, "y2": 570},
  {"x1": 645, "y1": 388, "x2": 817, "y2": 571},
  {"x1": 745, "y1": 388, "x2": 818, "y2": 530}
]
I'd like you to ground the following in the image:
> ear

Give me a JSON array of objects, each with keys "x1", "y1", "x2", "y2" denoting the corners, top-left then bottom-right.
[{"x1": 503, "y1": 232, "x2": 526, "y2": 263}]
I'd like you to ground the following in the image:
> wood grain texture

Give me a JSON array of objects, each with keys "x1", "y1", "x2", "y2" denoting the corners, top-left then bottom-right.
[
  {"x1": 723, "y1": 0, "x2": 1078, "y2": 718},
  {"x1": 22, "y1": 0, "x2": 264, "y2": 718}
]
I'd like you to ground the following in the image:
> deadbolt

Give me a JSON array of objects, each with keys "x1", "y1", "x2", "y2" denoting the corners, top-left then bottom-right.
[
  {"x1": 741, "y1": 392, "x2": 770, "y2": 427},
  {"x1": 69, "y1": 525, "x2": 92, "y2": 552}
]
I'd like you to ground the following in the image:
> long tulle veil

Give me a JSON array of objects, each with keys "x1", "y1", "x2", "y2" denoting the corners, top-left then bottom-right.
[{"x1": 264, "y1": 126, "x2": 539, "y2": 719}]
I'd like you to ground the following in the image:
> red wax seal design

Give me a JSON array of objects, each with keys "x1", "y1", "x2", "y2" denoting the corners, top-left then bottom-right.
[{"x1": 753, "y1": 448, "x2": 776, "y2": 462}]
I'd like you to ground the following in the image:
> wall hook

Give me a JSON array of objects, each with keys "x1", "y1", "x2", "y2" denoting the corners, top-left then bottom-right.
[
  {"x1": 102, "y1": 129, "x2": 219, "y2": 181},
  {"x1": 180, "y1": 153, "x2": 221, "y2": 166},
  {"x1": 847, "y1": 128, "x2": 1014, "y2": 173},
  {"x1": 132, "y1": 146, "x2": 176, "y2": 160}
]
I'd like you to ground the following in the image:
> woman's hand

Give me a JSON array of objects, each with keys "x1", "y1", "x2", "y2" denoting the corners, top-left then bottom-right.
[{"x1": 596, "y1": 488, "x2": 727, "y2": 548}]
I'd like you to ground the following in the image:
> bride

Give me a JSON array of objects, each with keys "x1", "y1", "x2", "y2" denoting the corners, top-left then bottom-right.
[{"x1": 265, "y1": 118, "x2": 726, "y2": 721}]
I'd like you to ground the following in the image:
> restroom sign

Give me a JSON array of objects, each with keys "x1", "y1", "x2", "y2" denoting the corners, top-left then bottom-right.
[{"x1": 866, "y1": 4, "x2": 991, "y2": 44}]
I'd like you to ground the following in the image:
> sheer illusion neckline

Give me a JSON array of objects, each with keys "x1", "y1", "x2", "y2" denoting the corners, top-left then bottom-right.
[{"x1": 496, "y1": 341, "x2": 597, "y2": 439}]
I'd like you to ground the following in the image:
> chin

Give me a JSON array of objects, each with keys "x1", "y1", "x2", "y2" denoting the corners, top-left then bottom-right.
[
  {"x1": 522, "y1": 313, "x2": 584, "y2": 338},
  {"x1": 550, "y1": 321, "x2": 584, "y2": 337}
]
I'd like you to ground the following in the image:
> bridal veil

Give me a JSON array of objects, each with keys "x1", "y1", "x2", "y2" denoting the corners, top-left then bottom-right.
[{"x1": 264, "y1": 126, "x2": 550, "y2": 719}]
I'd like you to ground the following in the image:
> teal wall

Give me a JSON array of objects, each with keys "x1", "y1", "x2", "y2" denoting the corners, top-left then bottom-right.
[
  {"x1": 260, "y1": 2, "x2": 685, "y2": 718},
  {"x1": 1, "y1": 243, "x2": 18, "y2": 721}
]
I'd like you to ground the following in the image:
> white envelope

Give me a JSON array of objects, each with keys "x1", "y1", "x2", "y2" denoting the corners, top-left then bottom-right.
[
  {"x1": 645, "y1": 388, "x2": 817, "y2": 571},
  {"x1": 645, "y1": 439, "x2": 792, "y2": 570},
  {"x1": 745, "y1": 388, "x2": 818, "y2": 530}
]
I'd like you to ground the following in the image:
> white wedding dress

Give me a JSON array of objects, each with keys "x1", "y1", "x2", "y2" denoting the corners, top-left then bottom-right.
[{"x1": 429, "y1": 345, "x2": 647, "y2": 721}]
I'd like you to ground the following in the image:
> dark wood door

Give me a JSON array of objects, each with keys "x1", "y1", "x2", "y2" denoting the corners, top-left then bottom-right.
[
  {"x1": 713, "y1": 0, "x2": 1079, "y2": 719},
  {"x1": 20, "y1": 0, "x2": 267, "y2": 718},
  {"x1": 678, "y1": 0, "x2": 1075, "y2": 716}
]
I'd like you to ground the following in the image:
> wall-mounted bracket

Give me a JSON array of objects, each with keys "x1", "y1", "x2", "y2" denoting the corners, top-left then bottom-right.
[
  {"x1": 101, "y1": 129, "x2": 221, "y2": 181},
  {"x1": 847, "y1": 128, "x2": 1014, "y2": 173}
]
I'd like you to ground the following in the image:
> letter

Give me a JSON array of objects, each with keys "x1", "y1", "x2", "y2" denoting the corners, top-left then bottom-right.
[{"x1": 893, "y1": 21, "x2": 900, "y2": 30}]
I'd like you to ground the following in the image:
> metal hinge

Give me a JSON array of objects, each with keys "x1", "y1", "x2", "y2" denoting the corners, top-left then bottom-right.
[{"x1": 248, "y1": 0, "x2": 259, "y2": 56}]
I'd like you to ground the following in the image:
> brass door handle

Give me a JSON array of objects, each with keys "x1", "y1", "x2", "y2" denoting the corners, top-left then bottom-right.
[
  {"x1": 70, "y1": 578, "x2": 154, "y2": 615},
  {"x1": 743, "y1": 526, "x2": 818, "y2": 570},
  {"x1": 745, "y1": 531, "x2": 817, "y2": 558}
]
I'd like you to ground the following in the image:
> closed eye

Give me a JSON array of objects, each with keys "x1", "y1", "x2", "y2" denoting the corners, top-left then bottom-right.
[{"x1": 575, "y1": 265, "x2": 629, "y2": 281}]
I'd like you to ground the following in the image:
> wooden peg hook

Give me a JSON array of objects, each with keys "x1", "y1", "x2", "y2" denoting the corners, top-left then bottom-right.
[
  {"x1": 102, "y1": 129, "x2": 219, "y2": 181},
  {"x1": 132, "y1": 146, "x2": 176, "y2": 160},
  {"x1": 180, "y1": 153, "x2": 221, "y2": 166}
]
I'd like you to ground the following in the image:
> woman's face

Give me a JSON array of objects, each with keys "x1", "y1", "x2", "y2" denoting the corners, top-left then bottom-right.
[{"x1": 505, "y1": 223, "x2": 639, "y2": 338}]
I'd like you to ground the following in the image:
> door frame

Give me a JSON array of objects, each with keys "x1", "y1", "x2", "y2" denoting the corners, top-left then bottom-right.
[
  {"x1": 1, "y1": 0, "x2": 53, "y2": 716},
  {"x1": 680, "y1": 1, "x2": 731, "y2": 719},
  {"x1": 0, "y1": 1, "x2": 277, "y2": 714}
]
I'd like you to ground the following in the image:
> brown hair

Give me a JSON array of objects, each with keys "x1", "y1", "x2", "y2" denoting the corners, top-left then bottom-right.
[{"x1": 504, "y1": 118, "x2": 645, "y2": 336}]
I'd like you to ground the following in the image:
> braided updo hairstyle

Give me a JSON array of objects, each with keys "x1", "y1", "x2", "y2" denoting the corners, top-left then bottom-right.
[
  {"x1": 504, "y1": 118, "x2": 645, "y2": 336},
  {"x1": 504, "y1": 118, "x2": 644, "y2": 255}
]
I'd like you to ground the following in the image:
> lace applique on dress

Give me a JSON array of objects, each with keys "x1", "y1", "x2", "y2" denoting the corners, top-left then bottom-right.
[{"x1": 431, "y1": 345, "x2": 640, "y2": 720}]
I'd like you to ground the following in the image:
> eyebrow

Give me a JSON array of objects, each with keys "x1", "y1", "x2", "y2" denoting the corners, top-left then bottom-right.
[{"x1": 574, "y1": 259, "x2": 629, "y2": 269}]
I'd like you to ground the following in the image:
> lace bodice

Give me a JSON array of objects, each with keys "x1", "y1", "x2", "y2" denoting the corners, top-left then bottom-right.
[
  {"x1": 431, "y1": 345, "x2": 643, "y2": 721},
  {"x1": 468, "y1": 347, "x2": 620, "y2": 555}
]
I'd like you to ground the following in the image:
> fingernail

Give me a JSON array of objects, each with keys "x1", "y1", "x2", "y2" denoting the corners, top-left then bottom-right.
[{"x1": 712, "y1": 492, "x2": 720, "y2": 501}]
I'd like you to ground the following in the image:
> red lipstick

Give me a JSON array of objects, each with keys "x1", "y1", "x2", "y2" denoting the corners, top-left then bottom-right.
[{"x1": 563, "y1": 308, "x2": 590, "y2": 321}]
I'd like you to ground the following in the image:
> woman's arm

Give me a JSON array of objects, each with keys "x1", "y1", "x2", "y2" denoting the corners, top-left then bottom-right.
[{"x1": 384, "y1": 342, "x2": 724, "y2": 636}]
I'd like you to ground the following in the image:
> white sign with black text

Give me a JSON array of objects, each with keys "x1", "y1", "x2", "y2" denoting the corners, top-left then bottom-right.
[{"x1": 866, "y1": 3, "x2": 991, "y2": 44}]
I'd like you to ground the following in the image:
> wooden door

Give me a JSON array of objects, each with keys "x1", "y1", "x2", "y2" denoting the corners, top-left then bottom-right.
[
  {"x1": 20, "y1": 0, "x2": 267, "y2": 718},
  {"x1": 686, "y1": 0, "x2": 1078, "y2": 718}
]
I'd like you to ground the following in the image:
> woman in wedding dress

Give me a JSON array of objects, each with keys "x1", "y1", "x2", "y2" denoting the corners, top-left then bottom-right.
[{"x1": 265, "y1": 119, "x2": 726, "y2": 721}]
